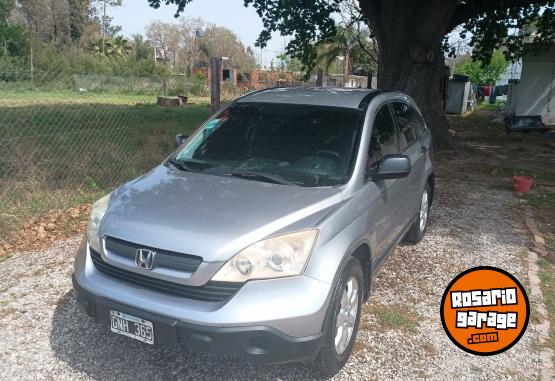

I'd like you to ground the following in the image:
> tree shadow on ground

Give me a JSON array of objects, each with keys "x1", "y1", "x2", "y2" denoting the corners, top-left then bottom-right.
[{"x1": 49, "y1": 291, "x2": 323, "y2": 381}]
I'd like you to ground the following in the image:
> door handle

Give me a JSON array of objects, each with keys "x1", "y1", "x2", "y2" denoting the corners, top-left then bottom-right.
[{"x1": 420, "y1": 146, "x2": 428, "y2": 153}]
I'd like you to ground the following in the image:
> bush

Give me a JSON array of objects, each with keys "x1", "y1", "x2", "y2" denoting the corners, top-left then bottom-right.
[
  {"x1": 0, "y1": 56, "x2": 26, "y2": 81},
  {"x1": 189, "y1": 73, "x2": 208, "y2": 96}
]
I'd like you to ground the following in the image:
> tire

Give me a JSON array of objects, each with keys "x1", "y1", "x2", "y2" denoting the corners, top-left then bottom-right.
[
  {"x1": 313, "y1": 257, "x2": 364, "y2": 377},
  {"x1": 404, "y1": 183, "x2": 430, "y2": 244}
]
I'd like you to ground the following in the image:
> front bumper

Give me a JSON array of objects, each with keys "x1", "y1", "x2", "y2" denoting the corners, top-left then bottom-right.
[
  {"x1": 73, "y1": 276, "x2": 323, "y2": 364},
  {"x1": 73, "y1": 240, "x2": 331, "y2": 363}
]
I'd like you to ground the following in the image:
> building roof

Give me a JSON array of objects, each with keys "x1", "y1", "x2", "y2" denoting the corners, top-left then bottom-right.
[{"x1": 237, "y1": 87, "x2": 377, "y2": 109}]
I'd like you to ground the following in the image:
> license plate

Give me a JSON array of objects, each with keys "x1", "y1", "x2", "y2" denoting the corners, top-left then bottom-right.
[{"x1": 110, "y1": 310, "x2": 154, "y2": 345}]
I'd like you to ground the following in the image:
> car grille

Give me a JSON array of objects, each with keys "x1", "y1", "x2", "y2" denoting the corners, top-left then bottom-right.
[
  {"x1": 89, "y1": 248, "x2": 240, "y2": 302},
  {"x1": 104, "y1": 236, "x2": 202, "y2": 273}
]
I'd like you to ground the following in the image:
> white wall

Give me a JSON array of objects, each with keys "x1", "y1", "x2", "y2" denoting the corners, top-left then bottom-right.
[{"x1": 515, "y1": 46, "x2": 555, "y2": 124}]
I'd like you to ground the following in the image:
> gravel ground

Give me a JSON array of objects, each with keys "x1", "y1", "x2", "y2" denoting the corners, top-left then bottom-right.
[{"x1": 0, "y1": 180, "x2": 544, "y2": 380}]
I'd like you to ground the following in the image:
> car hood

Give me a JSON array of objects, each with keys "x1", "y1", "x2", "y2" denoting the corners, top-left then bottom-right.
[{"x1": 100, "y1": 165, "x2": 343, "y2": 262}]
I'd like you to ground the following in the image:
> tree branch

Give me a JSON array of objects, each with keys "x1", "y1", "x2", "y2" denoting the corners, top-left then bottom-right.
[{"x1": 448, "y1": 0, "x2": 551, "y2": 32}]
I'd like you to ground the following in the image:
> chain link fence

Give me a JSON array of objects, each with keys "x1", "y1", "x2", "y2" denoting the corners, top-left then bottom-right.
[{"x1": 0, "y1": 71, "x2": 212, "y2": 239}]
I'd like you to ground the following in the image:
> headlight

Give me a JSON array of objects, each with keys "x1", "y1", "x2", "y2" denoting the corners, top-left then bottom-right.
[
  {"x1": 86, "y1": 194, "x2": 111, "y2": 253},
  {"x1": 211, "y1": 230, "x2": 318, "y2": 283}
]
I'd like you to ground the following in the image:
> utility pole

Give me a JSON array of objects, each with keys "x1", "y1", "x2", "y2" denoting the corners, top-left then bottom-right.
[{"x1": 210, "y1": 57, "x2": 221, "y2": 113}]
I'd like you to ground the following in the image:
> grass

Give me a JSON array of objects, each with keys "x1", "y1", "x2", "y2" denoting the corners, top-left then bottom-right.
[
  {"x1": 0, "y1": 91, "x2": 211, "y2": 239},
  {"x1": 526, "y1": 191, "x2": 555, "y2": 209},
  {"x1": 537, "y1": 257, "x2": 555, "y2": 349},
  {"x1": 365, "y1": 304, "x2": 419, "y2": 333},
  {"x1": 477, "y1": 100, "x2": 504, "y2": 112}
]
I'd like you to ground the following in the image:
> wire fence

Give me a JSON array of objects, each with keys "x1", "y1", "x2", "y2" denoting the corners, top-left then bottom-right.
[
  {"x1": 0, "y1": 69, "x2": 314, "y2": 241},
  {"x1": 0, "y1": 71, "x2": 213, "y2": 239}
]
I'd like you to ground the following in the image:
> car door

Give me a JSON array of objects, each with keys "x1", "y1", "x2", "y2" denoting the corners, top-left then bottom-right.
[
  {"x1": 365, "y1": 103, "x2": 405, "y2": 259},
  {"x1": 392, "y1": 102, "x2": 427, "y2": 225}
]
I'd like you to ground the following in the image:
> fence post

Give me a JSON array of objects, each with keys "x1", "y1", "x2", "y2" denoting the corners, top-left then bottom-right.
[
  {"x1": 316, "y1": 69, "x2": 323, "y2": 87},
  {"x1": 367, "y1": 72, "x2": 373, "y2": 89},
  {"x1": 210, "y1": 57, "x2": 221, "y2": 113}
]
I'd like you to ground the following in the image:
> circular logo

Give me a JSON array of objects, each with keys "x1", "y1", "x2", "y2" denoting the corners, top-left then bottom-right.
[{"x1": 440, "y1": 266, "x2": 529, "y2": 356}]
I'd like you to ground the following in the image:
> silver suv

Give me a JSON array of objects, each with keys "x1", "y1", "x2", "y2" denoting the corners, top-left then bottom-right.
[{"x1": 73, "y1": 87, "x2": 434, "y2": 376}]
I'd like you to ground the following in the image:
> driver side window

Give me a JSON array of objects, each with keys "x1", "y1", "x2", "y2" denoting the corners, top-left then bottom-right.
[{"x1": 367, "y1": 105, "x2": 399, "y2": 174}]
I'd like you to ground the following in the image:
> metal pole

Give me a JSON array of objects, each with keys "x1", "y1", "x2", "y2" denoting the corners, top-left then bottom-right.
[{"x1": 210, "y1": 57, "x2": 221, "y2": 113}]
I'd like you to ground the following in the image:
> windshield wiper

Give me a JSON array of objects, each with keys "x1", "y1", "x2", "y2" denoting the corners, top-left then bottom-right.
[
  {"x1": 168, "y1": 158, "x2": 196, "y2": 172},
  {"x1": 222, "y1": 169, "x2": 297, "y2": 186}
]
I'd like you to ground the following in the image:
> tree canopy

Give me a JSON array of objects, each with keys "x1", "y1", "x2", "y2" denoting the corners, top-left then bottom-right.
[{"x1": 148, "y1": 0, "x2": 554, "y2": 69}]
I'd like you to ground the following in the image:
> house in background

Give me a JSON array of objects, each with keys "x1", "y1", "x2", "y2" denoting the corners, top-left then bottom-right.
[
  {"x1": 506, "y1": 45, "x2": 555, "y2": 125},
  {"x1": 496, "y1": 60, "x2": 522, "y2": 86}
]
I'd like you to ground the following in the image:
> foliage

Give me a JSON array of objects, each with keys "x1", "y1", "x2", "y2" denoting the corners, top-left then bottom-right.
[
  {"x1": 0, "y1": 55, "x2": 26, "y2": 81},
  {"x1": 68, "y1": 0, "x2": 89, "y2": 42},
  {"x1": 0, "y1": 23, "x2": 28, "y2": 58},
  {"x1": 454, "y1": 5, "x2": 555, "y2": 64},
  {"x1": 19, "y1": 40, "x2": 170, "y2": 78},
  {"x1": 146, "y1": 17, "x2": 257, "y2": 73},
  {"x1": 151, "y1": 0, "x2": 554, "y2": 73},
  {"x1": 276, "y1": 53, "x2": 303, "y2": 73},
  {"x1": 188, "y1": 72, "x2": 208, "y2": 96},
  {"x1": 91, "y1": 35, "x2": 132, "y2": 57},
  {"x1": 131, "y1": 33, "x2": 151, "y2": 60},
  {"x1": 315, "y1": 25, "x2": 377, "y2": 76},
  {"x1": 90, "y1": 0, "x2": 123, "y2": 38},
  {"x1": 0, "y1": 0, "x2": 14, "y2": 23},
  {"x1": 457, "y1": 50, "x2": 509, "y2": 84}
]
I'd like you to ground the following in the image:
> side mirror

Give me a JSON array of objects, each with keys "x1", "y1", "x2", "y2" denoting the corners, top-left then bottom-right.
[
  {"x1": 175, "y1": 133, "x2": 189, "y2": 148},
  {"x1": 368, "y1": 154, "x2": 411, "y2": 180}
]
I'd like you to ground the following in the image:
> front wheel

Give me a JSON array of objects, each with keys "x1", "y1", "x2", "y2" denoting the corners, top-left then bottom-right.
[
  {"x1": 313, "y1": 257, "x2": 364, "y2": 377},
  {"x1": 404, "y1": 184, "x2": 430, "y2": 244}
]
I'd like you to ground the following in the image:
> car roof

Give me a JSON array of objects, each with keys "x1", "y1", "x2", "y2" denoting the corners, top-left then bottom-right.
[{"x1": 236, "y1": 87, "x2": 379, "y2": 109}]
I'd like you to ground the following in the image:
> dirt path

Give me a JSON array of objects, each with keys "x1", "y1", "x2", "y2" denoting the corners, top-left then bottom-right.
[{"x1": 0, "y1": 179, "x2": 547, "y2": 380}]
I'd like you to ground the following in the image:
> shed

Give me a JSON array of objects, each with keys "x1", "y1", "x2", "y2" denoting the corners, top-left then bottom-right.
[
  {"x1": 446, "y1": 76, "x2": 472, "y2": 114},
  {"x1": 506, "y1": 45, "x2": 555, "y2": 125}
]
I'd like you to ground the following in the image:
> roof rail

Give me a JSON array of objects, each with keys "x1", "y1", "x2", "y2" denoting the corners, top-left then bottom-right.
[{"x1": 233, "y1": 86, "x2": 290, "y2": 103}]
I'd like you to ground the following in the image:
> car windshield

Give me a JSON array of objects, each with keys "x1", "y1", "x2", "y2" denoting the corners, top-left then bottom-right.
[{"x1": 173, "y1": 102, "x2": 363, "y2": 187}]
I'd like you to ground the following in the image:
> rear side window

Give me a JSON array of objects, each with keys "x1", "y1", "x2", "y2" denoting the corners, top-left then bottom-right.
[
  {"x1": 368, "y1": 105, "x2": 398, "y2": 173},
  {"x1": 392, "y1": 102, "x2": 418, "y2": 152}
]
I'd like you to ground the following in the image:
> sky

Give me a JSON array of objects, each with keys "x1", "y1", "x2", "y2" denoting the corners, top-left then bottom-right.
[{"x1": 111, "y1": 0, "x2": 288, "y2": 67}]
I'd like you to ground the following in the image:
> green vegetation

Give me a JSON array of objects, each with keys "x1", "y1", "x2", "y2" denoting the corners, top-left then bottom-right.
[
  {"x1": 526, "y1": 192, "x2": 555, "y2": 210},
  {"x1": 537, "y1": 258, "x2": 555, "y2": 349},
  {"x1": 457, "y1": 50, "x2": 509, "y2": 85},
  {"x1": 368, "y1": 305, "x2": 419, "y2": 333}
]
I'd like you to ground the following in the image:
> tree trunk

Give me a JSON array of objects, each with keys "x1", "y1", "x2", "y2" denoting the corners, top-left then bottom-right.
[{"x1": 361, "y1": 0, "x2": 459, "y2": 151}]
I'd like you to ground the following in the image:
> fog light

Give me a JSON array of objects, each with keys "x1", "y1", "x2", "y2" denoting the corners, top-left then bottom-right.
[
  {"x1": 236, "y1": 257, "x2": 253, "y2": 275},
  {"x1": 269, "y1": 253, "x2": 285, "y2": 271}
]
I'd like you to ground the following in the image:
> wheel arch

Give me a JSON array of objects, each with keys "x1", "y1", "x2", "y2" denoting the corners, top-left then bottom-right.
[
  {"x1": 351, "y1": 243, "x2": 372, "y2": 301},
  {"x1": 427, "y1": 172, "x2": 435, "y2": 206}
]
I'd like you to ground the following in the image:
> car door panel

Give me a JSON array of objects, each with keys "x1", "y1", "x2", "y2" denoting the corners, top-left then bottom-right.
[
  {"x1": 364, "y1": 103, "x2": 405, "y2": 258},
  {"x1": 392, "y1": 102, "x2": 427, "y2": 224}
]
